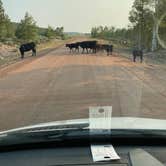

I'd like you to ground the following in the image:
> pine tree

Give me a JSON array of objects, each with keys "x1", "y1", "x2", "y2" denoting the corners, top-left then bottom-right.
[
  {"x1": 0, "y1": 0, "x2": 15, "y2": 40},
  {"x1": 55, "y1": 27, "x2": 64, "y2": 38},
  {"x1": 45, "y1": 26, "x2": 55, "y2": 39},
  {"x1": 0, "y1": 0, "x2": 6, "y2": 39},
  {"x1": 129, "y1": 0, "x2": 154, "y2": 50},
  {"x1": 4, "y1": 14, "x2": 14, "y2": 38},
  {"x1": 16, "y1": 12, "x2": 38, "y2": 43}
]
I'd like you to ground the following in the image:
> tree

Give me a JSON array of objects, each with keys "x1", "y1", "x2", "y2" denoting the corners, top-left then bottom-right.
[
  {"x1": 16, "y1": 12, "x2": 38, "y2": 43},
  {"x1": 91, "y1": 0, "x2": 166, "y2": 50},
  {"x1": 154, "y1": 0, "x2": 166, "y2": 50},
  {"x1": 0, "y1": 0, "x2": 15, "y2": 40},
  {"x1": 44, "y1": 26, "x2": 64, "y2": 39},
  {"x1": 45, "y1": 26, "x2": 55, "y2": 39},
  {"x1": 128, "y1": 0, "x2": 166, "y2": 50},
  {"x1": 129, "y1": 0, "x2": 154, "y2": 49},
  {"x1": 0, "y1": 0, "x2": 5, "y2": 38},
  {"x1": 127, "y1": 0, "x2": 166, "y2": 50},
  {"x1": 55, "y1": 27, "x2": 64, "y2": 38},
  {"x1": 91, "y1": 27, "x2": 98, "y2": 38},
  {"x1": 4, "y1": 15, "x2": 15, "y2": 38}
]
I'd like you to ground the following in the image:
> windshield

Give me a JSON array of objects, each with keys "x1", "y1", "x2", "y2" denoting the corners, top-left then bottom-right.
[{"x1": 0, "y1": 0, "x2": 166, "y2": 133}]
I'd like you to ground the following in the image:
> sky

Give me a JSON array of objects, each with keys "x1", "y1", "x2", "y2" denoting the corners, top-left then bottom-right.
[{"x1": 2, "y1": 0, "x2": 134, "y2": 33}]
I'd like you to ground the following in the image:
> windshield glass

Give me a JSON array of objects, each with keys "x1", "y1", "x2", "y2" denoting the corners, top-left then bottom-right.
[{"x1": 0, "y1": 0, "x2": 166, "y2": 132}]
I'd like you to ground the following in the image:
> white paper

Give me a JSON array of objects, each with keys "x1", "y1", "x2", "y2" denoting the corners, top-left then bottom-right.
[
  {"x1": 89, "y1": 106, "x2": 112, "y2": 135},
  {"x1": 91, "y1": 144, "x2": 120, "y2": 162}
]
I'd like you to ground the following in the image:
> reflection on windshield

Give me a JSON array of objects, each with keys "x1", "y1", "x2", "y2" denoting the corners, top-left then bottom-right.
[{"x1": 0, "y1": 0, "x2": 166, "y2": 131}]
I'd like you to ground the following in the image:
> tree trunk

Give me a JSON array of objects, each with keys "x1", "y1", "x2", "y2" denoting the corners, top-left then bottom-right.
[
  {"x1": 151, "y1": 19, "x2": 158, "y2": 52},
  {"x1": 151, "y1": 0, "x2": 158, "y2": 52}
]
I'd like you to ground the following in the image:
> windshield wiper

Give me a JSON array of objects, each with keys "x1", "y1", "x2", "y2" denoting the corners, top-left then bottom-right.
[
  {"x1": 0, "y1": 122, "x2": 166, "y2": 149},
  {"x1": 0, "y1": 123, "x2": 89, "y2": 146}
]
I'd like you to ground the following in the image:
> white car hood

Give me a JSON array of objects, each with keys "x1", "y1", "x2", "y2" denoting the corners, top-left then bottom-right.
[{"x1": 0, "y1": 117, "x2": 166, "y2": 134}]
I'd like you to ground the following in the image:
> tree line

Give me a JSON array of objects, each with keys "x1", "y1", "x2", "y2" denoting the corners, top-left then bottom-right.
[
  {"x1": 0, "y1": 0, "x2": 65, "y2": 45},
  {"x1": 91, "y1": 0, "x2": 166, "y2": 51}
]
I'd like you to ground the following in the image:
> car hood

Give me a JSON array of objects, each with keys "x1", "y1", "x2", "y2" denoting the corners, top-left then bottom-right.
[{"x1": 1, "y1": 117, "x2": 166, "y2": 135}]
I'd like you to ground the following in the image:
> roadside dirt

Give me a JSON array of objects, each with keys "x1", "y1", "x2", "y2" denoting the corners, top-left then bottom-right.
[{"x1": 0, "y1": 46, "x2": 166, "y2": 131}]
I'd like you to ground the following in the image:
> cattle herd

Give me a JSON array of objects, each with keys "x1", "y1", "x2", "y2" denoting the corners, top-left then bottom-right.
[
  {"x1": 66, "y1": 40, "x2": 143, "y2": 62},
  {"x1": 66, "y1": 40, "x2": 113, "y2": 56},
  {"x1": 19, "y1": 40, "x2": 143, "y2": 63}
]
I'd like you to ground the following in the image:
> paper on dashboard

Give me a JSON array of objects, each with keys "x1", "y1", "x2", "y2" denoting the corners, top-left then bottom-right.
[{"x1": 91, "y1": 144, "x2": 120, "y2": 162}]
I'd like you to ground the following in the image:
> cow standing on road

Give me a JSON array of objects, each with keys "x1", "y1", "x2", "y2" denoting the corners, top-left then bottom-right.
[
  {"x1": 105, "y1": 44, "x2": 113, "y2": 56},
  {"x1": 132, "y1": 50, "x2": 143, "y2": 63},
  {"x1": 79, "y1": 41, "x2": 97, "y2": 54},
  {"x1": 19, "y1": 42, "x2": 36, "y2": 59},
  {"x1": 66, "y1": 43, "x2": 79, "y2": 53},
  {"x1": 97, "y1": 44, "x2": 113, "y2": 55}
]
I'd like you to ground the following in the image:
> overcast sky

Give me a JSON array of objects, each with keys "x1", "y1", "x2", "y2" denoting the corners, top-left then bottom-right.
[{"x1": 3, "y1": 0, "x2": 134, "y2": 33}]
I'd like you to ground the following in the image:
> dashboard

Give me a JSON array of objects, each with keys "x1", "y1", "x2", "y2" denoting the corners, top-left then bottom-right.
[{"x1": 0, "y1": 145, "x2": 166, "y2": 166}]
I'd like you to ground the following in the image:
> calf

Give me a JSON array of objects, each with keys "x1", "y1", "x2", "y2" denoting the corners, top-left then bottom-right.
[
  {"x1": 132, "y1": 50, "x2": 143, "y2": 63},
  {"x1": 19, "y1": 42, "x2": 36, "y2": 59}
]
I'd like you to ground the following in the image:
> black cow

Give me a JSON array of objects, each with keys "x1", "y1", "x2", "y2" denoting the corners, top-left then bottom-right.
[
  {"x1": 79, "y1": 41, "x2": 97, "y2": 54},
  {"x1": 19, "y1": 42, "x2": 36, "y2": 59},
  {"x1": 97, "y1": 44, "x2": 113, "y2": 55},
  {"x1": 132, "y1": 50, "x2": 143, "y2": 63},
  {"x1": 104, "y1": 44, "x2": 113, "y2": 56},
  {"x1": 66, "y1": 43, "x2": 79, "y2": 53}
]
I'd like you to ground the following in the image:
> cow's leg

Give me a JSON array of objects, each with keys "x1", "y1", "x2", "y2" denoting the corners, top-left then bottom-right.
[
  {"x1": 140, "y1": 55, "x2": 143, "y2": 63},
  {"x1": 111, "y1": 50, "x2": 112, "y2": 55},
  {"x1": 93, "y1": 48, "x2": 95, "y2": 54},
  {"x1": 21, "y1": 52, "x2": 24, "y2": 59},
  {"x1": 133, "y1": 55, "x2": 136, "y2": 62},
  {"x1": 34, "y1": 49, "x2": 36, "y2": 56},
  {"x1": 86, "y1": 48, "x2": 88, "y2": 54},
  {"x1": 108, "y1": 49, "x2": 111, "y2": 56},
  {"x1": 82, "y1": 48, "x2": 84, "y2": 54},
  {"x1": 107, "y1": 50, "x2": 109, "y2": 56},
  {"x1": 32, "y1": 49, "x2": 36, "y2": 56}
]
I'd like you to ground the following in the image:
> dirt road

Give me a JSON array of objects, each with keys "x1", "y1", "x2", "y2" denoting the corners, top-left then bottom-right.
[{"x1": 0, "y1": 46, "x2": 166, "y2": 130}]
